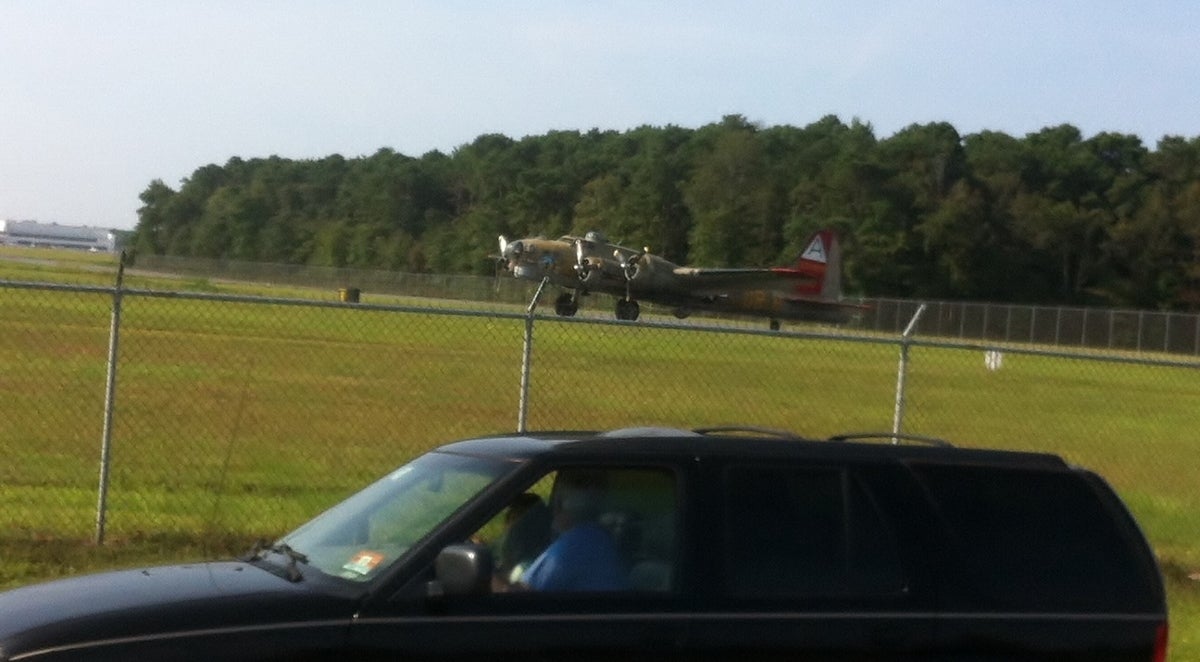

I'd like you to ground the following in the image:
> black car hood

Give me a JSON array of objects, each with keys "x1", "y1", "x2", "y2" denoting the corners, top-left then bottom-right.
[{"x1": 0, "y1": 561, "x2": 359, "y2": 658}]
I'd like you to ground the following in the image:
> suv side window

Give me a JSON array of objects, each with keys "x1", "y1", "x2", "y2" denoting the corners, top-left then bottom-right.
[
  {"x1": 913, "y1": 464, "x2": 1153, "y2": 611},
  {"x1": 472, "y1": 466, "x2": 678, "y2": 593},
  {"x1": 722, "y1": 465, "x2": 906, "y2": 598}
]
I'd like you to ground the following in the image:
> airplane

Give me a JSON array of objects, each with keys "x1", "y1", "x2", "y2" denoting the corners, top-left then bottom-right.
[{"x1": 494, "y1": 228, "x2": 862, "y2": 328}]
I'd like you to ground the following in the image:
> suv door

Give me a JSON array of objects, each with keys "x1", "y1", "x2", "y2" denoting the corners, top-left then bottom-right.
[
  {"x1": 348, "y1": 460, "x2": 693, "y2": 661},
  {"x1": 690, "y1": 459, "x2": 938, "y2": 659},
  {"x1": 911, "y1": 462, "x2": 1168, "y2": 660}
]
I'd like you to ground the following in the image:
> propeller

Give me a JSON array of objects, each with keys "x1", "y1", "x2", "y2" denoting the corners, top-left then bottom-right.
[
  {"x1": 573, "y1": 239, "x2": 594, "y2": 283},
  {"x1": 617, "y1": 250, "x2": 642, "y2": 281},
  {"x1": 489, "y1": 236, "x2": 508, "y2": 291},
  {"x1": 495, "y1": 235, "x2": 524, "y2": 262},
  {"x1": 616, "y1": 250, "x2": 643, "y2": 301},
  {"x1": 493, "y1": 235, "x2": 515, "y2": 291}
]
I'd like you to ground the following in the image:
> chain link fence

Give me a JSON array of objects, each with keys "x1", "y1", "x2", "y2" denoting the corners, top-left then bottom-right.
[
  {"x1": 134, "y1": 254, "x2": 1200, "y2": 355},
  {"x1": 869, "y1": 297, "x2": 1200, "y2": 355},
  {"x1": 2, "y1": 276, "x2": 1198, "y2": 607}
]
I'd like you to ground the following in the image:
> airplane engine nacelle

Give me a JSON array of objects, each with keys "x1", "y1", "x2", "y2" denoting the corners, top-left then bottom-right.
[
  {"x1": 626, "y1": 254, "x2": 666, "y2": 285},
  {"x1": 578, "y1": 257, "x2": 606, "y2": 286}
]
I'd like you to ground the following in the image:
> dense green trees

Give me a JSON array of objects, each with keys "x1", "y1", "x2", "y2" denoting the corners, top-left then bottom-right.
[{"x1": 132, "y1": 117, "x2": 1200, "y2": 309}]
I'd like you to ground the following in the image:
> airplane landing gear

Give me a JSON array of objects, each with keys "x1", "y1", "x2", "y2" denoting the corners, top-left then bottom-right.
[
  {"x1": 615, "y1": 299, "x2": 640, "y2": 321},
  {"x1": 769, "y1": 319, "x2": 781, "y2": 331},
  {"x1": 554, "y1": 292, "x2": 579, "y2": 317}
]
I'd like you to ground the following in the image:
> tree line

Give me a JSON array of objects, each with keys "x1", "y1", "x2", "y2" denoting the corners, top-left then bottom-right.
[{"x1": 132, "y1": 115, "x2": 1200, "y2": 309}]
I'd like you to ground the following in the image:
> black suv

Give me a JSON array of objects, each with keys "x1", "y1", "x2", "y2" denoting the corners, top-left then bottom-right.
[{"x1": 0, "y1": 427, "x2": 1169, "y2": 661}]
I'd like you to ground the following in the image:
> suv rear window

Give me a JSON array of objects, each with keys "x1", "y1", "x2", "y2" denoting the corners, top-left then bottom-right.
[
  {"x1": 913, "y1": 464, "x2": 1153, "y2": 611},
  {"x1": 722, "y1": 465, "x2": 907, "y2": 598}
]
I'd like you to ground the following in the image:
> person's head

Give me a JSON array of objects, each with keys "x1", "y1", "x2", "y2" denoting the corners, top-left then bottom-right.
[
  {"x1": 499, "y1": 493, "x2": 551, "y2": 571},
  {"x1": 550, "y1": 470, "x2": 606, "y2": 532},
  {"x1": 505, "y1": 492, "x2": 545, "y2": 525}
]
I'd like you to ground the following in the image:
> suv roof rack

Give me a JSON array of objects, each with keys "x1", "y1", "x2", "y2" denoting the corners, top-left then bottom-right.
[
  {"x1": 692, "y1": 425, "x2": 806, "y2": 440},
  {"x1": 598, "y1": 426, "x2": 701, "y2": 438},
  {"x1": 691, "y1": 427, "x2": 954, "y2": 448},
  {"x1": 827, "y1": 432, "x2": 954, "y2": 448}
]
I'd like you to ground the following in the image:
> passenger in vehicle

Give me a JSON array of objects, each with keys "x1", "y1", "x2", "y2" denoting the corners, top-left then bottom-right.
[{"x1": 518, "y1": 471, "x2": 629, "y2": 591}]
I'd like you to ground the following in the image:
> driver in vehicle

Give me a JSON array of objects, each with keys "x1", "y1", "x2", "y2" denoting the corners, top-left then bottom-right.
[
  {"x1": 491, "y1": 492, "x2": 552, "y2": 589},
  {"x1": 516, "y1": 470, "x2": 629, "y2": 592}
]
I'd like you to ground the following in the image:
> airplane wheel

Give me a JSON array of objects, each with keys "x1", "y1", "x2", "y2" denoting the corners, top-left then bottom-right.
[
  {"x1": 554, "y1": 293, "x2": 578, "y2": 317},
  {"x1": 615, "y1": 299, "x2": 640, "y2": 321}
]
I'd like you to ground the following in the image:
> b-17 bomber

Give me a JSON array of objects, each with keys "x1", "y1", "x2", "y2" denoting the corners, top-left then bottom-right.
[{"x1": 496, "y1": 229, "x2": 861, "y2": 328}]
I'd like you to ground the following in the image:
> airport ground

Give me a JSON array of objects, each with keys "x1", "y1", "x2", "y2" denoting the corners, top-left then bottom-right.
[{"x1": 2, "y1": 245, "x2": 1197, "y2": 659}]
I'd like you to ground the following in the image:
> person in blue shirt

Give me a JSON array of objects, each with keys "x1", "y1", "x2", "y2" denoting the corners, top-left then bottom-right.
[
  {"x1": 519, "y1": 471, "x2": 628, "y2": 592},
  {"x1": 491, "y1": 492, "x2": 552, "y2": 589}
]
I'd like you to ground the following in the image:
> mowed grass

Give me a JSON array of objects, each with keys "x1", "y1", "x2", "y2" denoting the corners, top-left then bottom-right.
[{"x1": 2, "y1": 248, "x2": 1198, "y2": 659}]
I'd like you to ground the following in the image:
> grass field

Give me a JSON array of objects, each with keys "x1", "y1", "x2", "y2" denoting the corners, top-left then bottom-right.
[{"x1": 2, "y1": 246, "x2": 1198, "y2": 659}]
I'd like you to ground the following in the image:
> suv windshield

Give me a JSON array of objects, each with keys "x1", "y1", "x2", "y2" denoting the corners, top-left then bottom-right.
[{"x1": 276, "y1": 451, "x2": 514, "y2": 582}]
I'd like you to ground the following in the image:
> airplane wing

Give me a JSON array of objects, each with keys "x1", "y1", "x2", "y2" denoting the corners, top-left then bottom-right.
[
  {"x1": 666, "y1": 267, "x2": 817, "y2": 296},
  {"x1": 655, "y1": 230, "x2": 834, "y2": 298}
]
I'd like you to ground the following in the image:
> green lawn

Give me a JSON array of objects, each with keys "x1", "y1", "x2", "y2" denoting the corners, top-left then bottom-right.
[{"x1": 2, "y1": 247, "x2": 1197, "y2": 659}]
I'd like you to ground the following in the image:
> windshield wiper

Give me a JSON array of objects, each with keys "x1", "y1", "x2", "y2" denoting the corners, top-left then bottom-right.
[{"x1": 244, "y1": 539, "x2": 309, "y2": 582}]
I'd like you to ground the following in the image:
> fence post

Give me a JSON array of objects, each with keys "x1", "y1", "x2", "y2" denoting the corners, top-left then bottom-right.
[
  {"x1": 1163, "y1": 312, "x2": 1170, "y2": 353},
  {"x1": 892, "y1": 304, "x2": 927, "y2": 441},
  {"x1": 96, "y1": 252, "x2": 126, "y2": 545},
  {"x1": 517, "y1": 278, "x2": 550, "y2": 433}
]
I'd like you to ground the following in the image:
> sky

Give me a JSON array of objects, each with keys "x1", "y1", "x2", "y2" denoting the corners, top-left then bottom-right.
[{"x1": 3, "y1": 1, "x2": 1199, "y2": 231}]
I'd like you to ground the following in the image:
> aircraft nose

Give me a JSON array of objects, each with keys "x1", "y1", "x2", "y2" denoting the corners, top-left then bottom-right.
[{"x1": 498, "y1": 236, "x2": 525, "y2": 260}]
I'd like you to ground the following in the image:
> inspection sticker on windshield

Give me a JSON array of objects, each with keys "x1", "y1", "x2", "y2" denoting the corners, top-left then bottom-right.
[{"x1": 343, "y1": 551, "x2": 385, "y2": 576}]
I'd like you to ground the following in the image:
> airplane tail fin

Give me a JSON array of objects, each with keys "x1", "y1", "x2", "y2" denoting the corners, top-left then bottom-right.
[{"x1": 790, "y1": 229, "x2": 841, "y2": 300}]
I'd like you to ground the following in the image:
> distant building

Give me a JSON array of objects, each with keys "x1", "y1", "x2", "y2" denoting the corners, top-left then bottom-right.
[{"x1": 0, "y1": 219, "x2": 119, "y2": 252}]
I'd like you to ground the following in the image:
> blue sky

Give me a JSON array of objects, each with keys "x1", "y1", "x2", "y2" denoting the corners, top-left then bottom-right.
[{"x1": 3, "y1": 1, "x2": 1199, "y2": 230}]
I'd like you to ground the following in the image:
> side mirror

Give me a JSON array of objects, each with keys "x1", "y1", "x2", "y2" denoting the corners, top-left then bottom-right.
[{"x1": 429, "y1": 543, "x2": 493, "y2": 597}]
